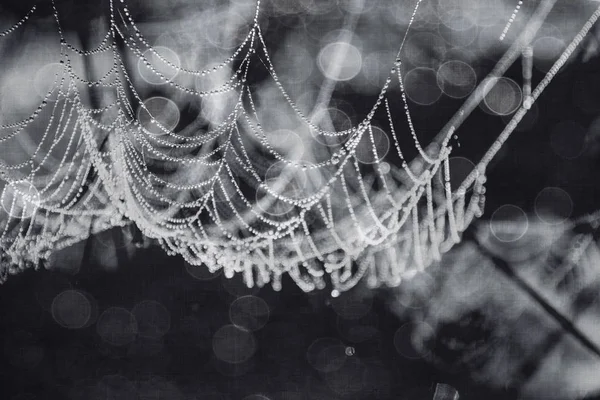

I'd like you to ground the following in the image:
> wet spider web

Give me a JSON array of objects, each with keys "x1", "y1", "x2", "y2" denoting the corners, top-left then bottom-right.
[{"x1": 0, "y1": 0, "x2": 599, "y2": 294}]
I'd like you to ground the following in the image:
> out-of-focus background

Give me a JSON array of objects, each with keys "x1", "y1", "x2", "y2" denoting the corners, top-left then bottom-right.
[{"x1": 2, "y1": 0, "x2": 600, "y2": 399}]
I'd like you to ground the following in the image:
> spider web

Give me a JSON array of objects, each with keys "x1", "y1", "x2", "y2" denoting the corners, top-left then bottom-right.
[{"x1": 0, "y1": 0, "x2": 598, "y2": 294}]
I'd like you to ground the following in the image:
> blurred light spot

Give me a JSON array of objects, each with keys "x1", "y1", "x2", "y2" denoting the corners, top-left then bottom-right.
[
  {"x1": 393, "y1": 321, "x2": 435, "y2": 359},
  {"x1": 138, "y1": 96, "x2": 180, "y2": 136},
  {"x1": 490, "y1": 204, "x2": 528, "y2": 242},
  {"x1": 379, "y1": 161, "x2": 391, "y2": 174},
  {"x1": 550, "y1": 121, "x2": 586, "y2": 159},
  {"x1": 205, "y1": 11, "x2": 247, "y2": 50},
  {"x1": 229, "y1": 295, "x2": 270, "y2": 331},
  {"x1": 96, "y1": 307, "x2": 138, "y2": 346},
  {"x1": 535, "y1": 187, "x2": 573, "y2": 224},
  {"x1": 212, "y1": 324, "x2": 257, "y2": 364},
  {"x1": 482, "y1": 77, "x2": 522, "y2": 115},
  {"x1": 438, "y1": 156, "x2": 477, "y2": 193},
  {"x1": 51, "y1": 290, "x2": 92, "y2": 329},
  {"x1": 138, "y1": 46, "x2": 180, "y2": 85},
  {"x1": 318, "y1": 42, "x2": 362, "y2": 82},
  {"x1": 404, "y1": 67, "x2": 443, "y2": 105},
  {"x1": 310, "y1": 107, "x2": 352, "y2": 147},
  {"x1": 355, "y1": 125, "x2": 390, "y2": 164},
  {"x1": 34, "y1": 274, "x2": 72, "y2": 312},
  {"x1": 306, "y1": 337, "x2": 347, "y2": 372},
  {"x1": 437, "y1": 60, "x2": 477, "y2": 99},
  {"x1": 440, "y1": 8, "x2": 476, "y2": 32}
]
